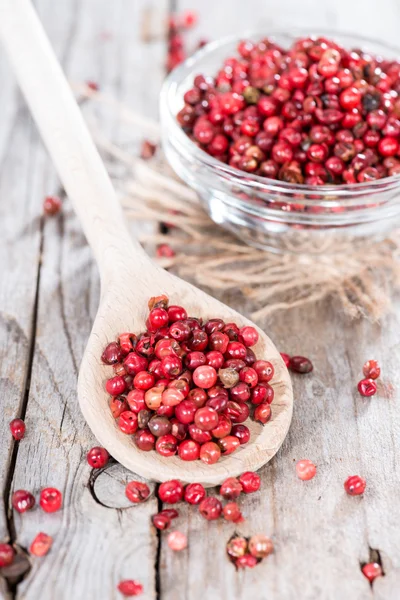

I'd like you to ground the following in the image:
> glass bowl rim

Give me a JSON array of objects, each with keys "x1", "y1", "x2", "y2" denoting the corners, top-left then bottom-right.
[{"x1": 160, "y1": 28, "x2": 400, "y2": 199}]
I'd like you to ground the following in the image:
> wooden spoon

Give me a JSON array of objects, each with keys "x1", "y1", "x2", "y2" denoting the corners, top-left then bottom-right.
[{"x1": 0, "y1": 0, "x2": 292, "y2": 485}]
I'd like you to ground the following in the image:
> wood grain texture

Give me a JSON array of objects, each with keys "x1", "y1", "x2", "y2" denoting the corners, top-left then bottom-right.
[
  {"x1": 154, "y1": 1, "x2": 400, "y2": 598},
  {"x1": 1, "y1": 0, "x2": 167, "y2": 598},
  {"x1": 1, "y1": 0, "x2": 293, "y2": 485},
  {"x1": 1, "y1": 0, "x2": 400, "y2": 598},
  {"x1": 0, "y1": 17, "x2": 45, "y2": 597}
]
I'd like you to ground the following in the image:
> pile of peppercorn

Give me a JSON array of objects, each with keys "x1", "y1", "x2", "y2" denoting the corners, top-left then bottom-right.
[{"x1": 177, "y1": 36, "x2": 400, "y2": 185}]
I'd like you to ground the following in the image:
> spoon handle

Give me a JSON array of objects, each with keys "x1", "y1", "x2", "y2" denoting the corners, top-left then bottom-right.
[{"x1": 0, "y1": 0, "x2": 146, "y2": 281}]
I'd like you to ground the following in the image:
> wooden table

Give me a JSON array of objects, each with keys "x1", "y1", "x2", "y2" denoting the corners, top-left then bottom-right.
[{"x1": 1, "y1": 1, "x2": 400, "y2": 598}]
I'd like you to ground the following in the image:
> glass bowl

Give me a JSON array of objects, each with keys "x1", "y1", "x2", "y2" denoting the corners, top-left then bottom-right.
[{"x1": 160, "y1": 30, "x2": 400, "y2": 254}]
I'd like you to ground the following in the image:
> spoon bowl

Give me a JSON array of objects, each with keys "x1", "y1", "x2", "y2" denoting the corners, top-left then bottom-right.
[
  {"x1": 0, "y1": 0, "x2": 292, "y2": 485},
  {"x1": 79, "y1": 262, "x2": 292, "y2": 485}
]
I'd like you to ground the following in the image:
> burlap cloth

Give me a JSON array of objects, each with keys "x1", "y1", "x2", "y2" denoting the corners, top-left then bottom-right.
[{"x1": 78, "y1": 84, "x2": 400, "y2": 322}]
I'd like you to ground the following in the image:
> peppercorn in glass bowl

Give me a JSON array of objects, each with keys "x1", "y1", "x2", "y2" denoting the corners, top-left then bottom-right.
[{"x1": 160, "y1": 31, "x2": 400, "y2": 254}]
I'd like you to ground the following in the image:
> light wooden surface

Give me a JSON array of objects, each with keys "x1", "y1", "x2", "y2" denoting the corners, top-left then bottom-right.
[
  {"x1": 0, "y1": 0, "x2": 292, "y2": 486},
  {"x1": 0, "y1": 0, "x2": 399, "y2": 598}
]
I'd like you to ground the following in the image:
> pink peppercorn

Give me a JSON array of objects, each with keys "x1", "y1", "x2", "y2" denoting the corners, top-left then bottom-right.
[
  {"x1": 238, "y1": 471, "x2": 261, "y2": 493},
  {"x1": 87, "y1": 446, "x2": 109, "y2": 469},
  {"x1": 117, "y1": 579, "x2": 143, "y2": 597},
  {"x1": 362, "y1": 562, "x2": 383, "y2": 582},
  {"x1": 39, "y1": 488, "x2": 62, "y2": 513},
  {"x1": 344, "y1": 475, "x2": 366, "y2": 496},
  {"x1": 199, "y1": 497, "x2": 222, "y2": 520},
  {"x1": 363, "y1": 360, "x2": 380, "y2": 380},
  {"x1": 12, "y1": 490, "x2": 35, "y2": 513},
  {"x1": 126, "y1": 481, "x2": 150, "y2": 503},
  {"x1": 158, "y1": 480, "x2": 184, "y2": 504},
  {"x1": 357, "y1": 379, "x2": 377, "y2": 397},
  {"x1": 0, "y1": 544, "x2": 14, "y2": 567},
  {"x1": 184, "y1": 483, "x2": 206, "y2": 505},
  {"x1": 296, "y1": 460, "x2": 317, "y2": 481},
  {"x1": 9, "y1": 418, "x2": 25, "y2": 440},
  {"x1": 167, "y1": 531, "x2": 187, "y2": 551}
]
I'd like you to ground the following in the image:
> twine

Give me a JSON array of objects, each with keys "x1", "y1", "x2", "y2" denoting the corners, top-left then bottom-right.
[{"x1": 76, "y1": 83, "x2": 400, "y2": 322}]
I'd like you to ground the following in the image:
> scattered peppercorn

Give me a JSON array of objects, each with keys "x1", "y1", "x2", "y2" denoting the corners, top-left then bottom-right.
[
  {"x1": 362, "y1": 562, "x2": 383, "y2": 583},
  {"x1": 30, "y1": 532, "x2": 53, "y2": 557},
  {"x1": 9, "y1": 418, "x2": 25, "y2": 440},
  {"x1": 117, "y1": 579, "x2": 143, "y2": 597},
  {"x1": 43, "y1": 195, "x2": 62, "y2": 216},
  {"x1": 296, "y1": 459, "x2": 317, "y2": 481},
  {"x1": 344, "y1": 475, "x2": 366, "y2": 496}
]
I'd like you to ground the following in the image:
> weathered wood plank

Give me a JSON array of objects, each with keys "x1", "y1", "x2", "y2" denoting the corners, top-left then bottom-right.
[
  {"x1": 0, "y1": 28, "x2": 45, "y2": 600},
  {"x1": 157, "y1": 2, "x2": 400, "y2": 599},
  {"x1": 4, "y1": 0, "x2": 167, "y2": 598}
]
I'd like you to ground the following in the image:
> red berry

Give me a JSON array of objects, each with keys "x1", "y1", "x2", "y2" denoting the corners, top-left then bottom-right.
[
  {"x1": 231, "y1": 379, "x2": 252, "y2": 401},
  {"x1": 175, "y1": 400, "x2": 197, "y2": 424},
  {"x1": 147, "y1": 415, "x2": 171, "y2": 438},
  {"x1": 362, "y1": 562, "x2": 383, "y2": 582},
  {"x1": 167, "y1": 305, "x2": 187, "y2": 322},
  {"x1": 192, "y1": 365, "x2": 217, "y2": 389},
  {"x1": 152, "y1": 513, "x2": 171, "y2": 530},
  {"x1": 231, "y1": 424, "x2": 250, "y2": 445},
  {"x1": 117, "y1": 579, "x2": 143, "y2": 597},
  {"x1": 39, "y1": 488, "x2": 62, "y2": 513},
  {"x1": 199, "y1": 441, "x2": 221, "y2": 464},
  {"x1": 240, "y1": 326, "x2": 259, "y2": 347},
  {"x1": 12, "y1": 489, "x2": 35, "y2": 513},
  {"x1": 226, "y1": 535, "x2": 248, "y2": 558},
  {"x1": 254, "y1": 403, "x2": 272, "y2": 424},
  {"x1": 184, "y1": 483, "x2": 206, "y2": 505},
  {"x1": 102, "y1": 342, "x2": 123, "y2": 365},
  {"x1": 363, "y1": 360, "x2": 380, "y2": 380},
  {"x1": 378, "y1": 136, "x2": 399, "y2": 156},
  {"x1": 219, "y1": 435, "x2": 240, "y2": 455},
  {"x1": 220, "y1": 477, "x2": 243, "y2": 499},
  {"x1": 9, "y1": 418, "x2": 25, "y2": 440},
  {"x1": 30, "y1": 532, "x2": 53, "y2": 557},
  {"x1": 248, "y1": 534, "x2": 274, "y2": 558},
  {"x1": 238, "y1": 471, "x2": 261, "y2": 493},
  {"x1": 188, "y1": 423, "x2": 212, "y2": 443},
  {"x1": 211, "y1": 414, "x2": 232, "y2": 439},
  {"x1": 339, "y1": 87, "x2": 361, "y2": 110},
  {"x1": 344, "y1": 475, "x2": 366, "y2": 496},
  {"x1": 134, "y1": 429, "x2": 155, "y2": 451},
  {"x1": 133, "y1": 371, "x2": 155, "y2": 390},
  {"x1": 87, "y1": 446, "x2": 109, "y2": 468},
  {"x1": 199, "y1": 497, "x2": 222, "y2": 520},
  {"x1": 155, "y1": 434, "x2": 178, "y2": 457},
  {"x1": 194, "y1": 407, "x2": 219, "y2": 431},
  {"x1": 106, "y1": 376, "x2": 127, "y2": 396},
  {"x1": 123, "y1": 352, "x2": 148, "y2": 376},
  {"x1": 178, "y1": 439, "x2": 200, "y2": 461},
  {"x1": 158, "y1": 480, "x2": 184, "y2": 503},
  {"x1": 43, "y1": 195, "x2": 62, "y2": 216},
  {"x1": 161, "y1": 355, "x2": 182, "y2": 380},
  {"x1": 126, "y1": 481, "x2": 150, "y2": 503},
  {"x1": 147, "y1": 308, "x2": 169, "y2": 332},
  {"x1": 236, "y1": 554, "x2": 258, "y2": 569},
  {"x1": 296, "y1": 460, "x2": 317, "y2": 481},
  {"x1": 119, "y1": 411, "x2": 138, "y2": 434},
  {"x1": 167, "y1": 530, "x2": 187, "y2": 551},
  {"x1": 357, "y1": 379, "x2": 377, "y2": 397},
  {"x1": 289, "y1": 356, "x2": 313, "y2": 373},
  {"x1": 223, "y1": 502, "x2": 244, "y2": 523},
  {"x1": 253, "y1": 360, "x2": 274, "y2": 382},
  {"x1": 0, "y1": 543, "x2": 14, "y2": 567}
]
